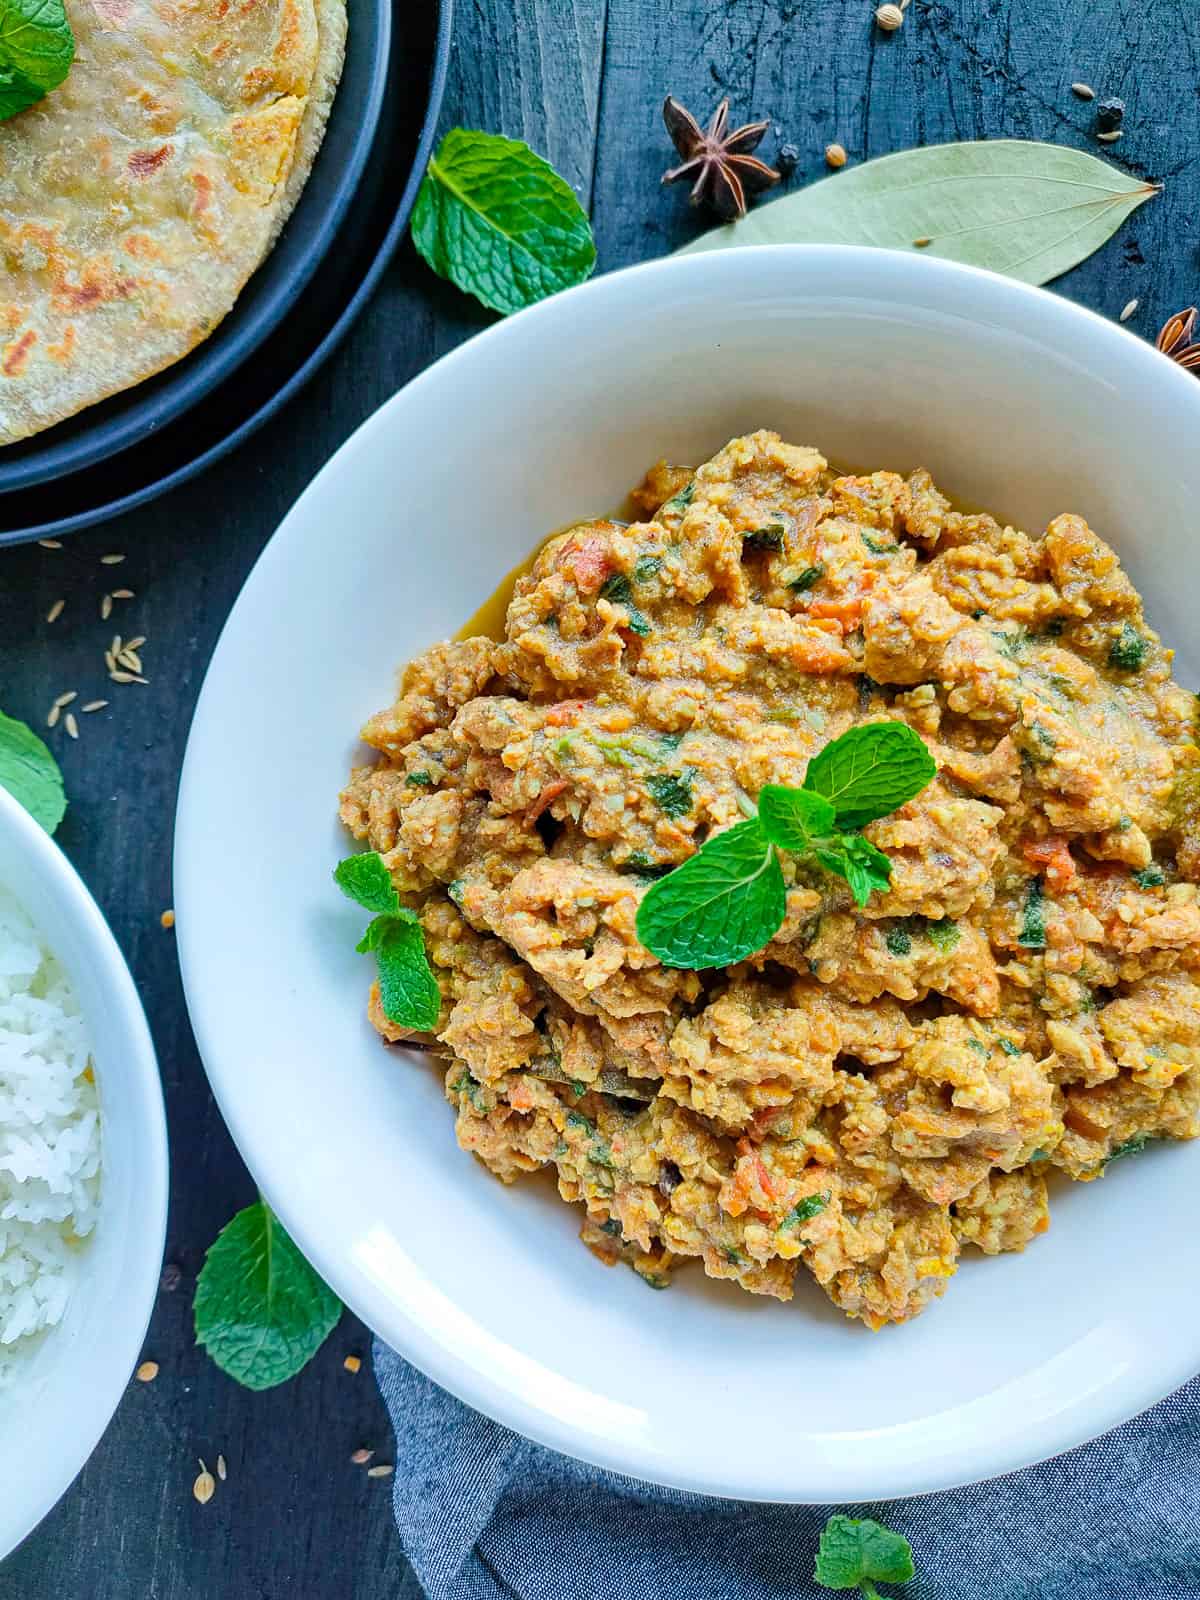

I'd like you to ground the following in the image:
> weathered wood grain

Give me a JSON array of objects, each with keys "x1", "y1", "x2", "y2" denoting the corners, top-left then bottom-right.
[{"x1": 2, "y1": 0, "x2": 1196, "y2": 1595}]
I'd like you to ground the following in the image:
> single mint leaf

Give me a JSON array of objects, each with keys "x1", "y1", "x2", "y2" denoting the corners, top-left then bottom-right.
[
  {"x1": 646, "y1": 769, "x2": 694, "y2": 818},
  {"x1": 1106, "y1": 1134, "x2": 1153, "y2": 1166},
  {"x1": 814, "y1": 1514, "x2": 915, "y2": 1593},
  {"x1": 0, "y1": 56, "x2": 43, "y2": 118},
  {"x1": 804, "y1": 723, "x2": 936, "y2": 830},
  {"x1": 194, "y1": 1201, "x2": 341, "y2": 1390},
  {"x1": 788, "y1": 563, "x2": 826, "y2": 593},
  {"x1": 355, "y1": 908, "x2": 419, "y2": 953},
  {"x1": 373, "y1": 917, "x2": 441, "y2": 1030},
  {"x1": 636, "y1": 818, "x2": 786, "y2": 969},
  {"x1": 334, "y1": 851, "x2": 400, "y2": 915},
  {"x1": 816, "y1": 833, "x2": 893, "y2": 908},
  {"x1": 781, "y1": 1191, "x2": 829, "y2": 1230},
  {"x1": 1018, "y1": 876, "x2": 1047, "y2": 949},
  {"x1": 411, "y1": 128, "x2": 596, "y2": 316},
  {"x1": 0, "y1": 707, "x2": 66, "y2": 832},
  {"x1": 0, "y1": 0, "x2": 73, "y2": 96},
  {"x1": 681, "y1": 140, "x2": 1157, "y2": 289},
  {"x1": 758, "y1": 784, "x2": 836, "y2": 851}
]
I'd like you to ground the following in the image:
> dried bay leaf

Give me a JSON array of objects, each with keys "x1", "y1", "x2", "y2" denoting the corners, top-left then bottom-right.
[{"x1": 680, "y1": 140, "x2": 1157, "y2": 285}]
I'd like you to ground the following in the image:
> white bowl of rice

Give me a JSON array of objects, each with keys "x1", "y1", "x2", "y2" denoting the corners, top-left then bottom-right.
[{"x1": 0, "y1": 783, "x2": 166, "y2": 1557}]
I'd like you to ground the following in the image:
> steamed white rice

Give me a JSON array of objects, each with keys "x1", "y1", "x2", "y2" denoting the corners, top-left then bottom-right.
[{"x1": 0, "y1": 888, "x2": 100, "y2": 1383}]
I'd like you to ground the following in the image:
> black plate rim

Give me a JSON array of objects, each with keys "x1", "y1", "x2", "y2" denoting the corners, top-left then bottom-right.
[
  {"x1": 0, "y1": 0, "x2": 393, "y2": 496},
  {"x1": 0, "y1": 0, "x2": 451, "y2": 543}
]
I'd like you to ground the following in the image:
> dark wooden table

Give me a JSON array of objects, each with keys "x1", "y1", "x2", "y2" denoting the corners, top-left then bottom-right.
[{"x1": 1, "y1": 1, "x2": 1191, "y2": 1594}]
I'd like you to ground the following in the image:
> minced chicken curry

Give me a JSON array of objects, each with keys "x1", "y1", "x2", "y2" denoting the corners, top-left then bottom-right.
[{"x1": 339, "y1": 430, "x2": 1200, "y2": 1328}]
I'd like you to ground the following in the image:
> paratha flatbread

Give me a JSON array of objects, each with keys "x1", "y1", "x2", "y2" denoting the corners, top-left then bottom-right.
[
  {"x1": 0, "y1": 0, "x2": 343, "y2": 446},
  {"x1": 272, "y1": 0, "x2": 347, "y2": 242}
]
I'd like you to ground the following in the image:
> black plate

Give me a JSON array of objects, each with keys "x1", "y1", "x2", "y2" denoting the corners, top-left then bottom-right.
[{"x1": 0, "y1": 0, "x2": 451, "y2": 539}]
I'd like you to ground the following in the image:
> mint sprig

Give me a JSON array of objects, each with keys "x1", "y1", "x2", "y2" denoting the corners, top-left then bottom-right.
[
  {"x1": 636, "y1": 724, "x2": 935, "y2": 969},
  {"x1": 412, "y1": 128, "x2": 596, "y2": 316},
  {"x1": 335, "y1": 852, "x2": 440, "y2": 1030},
  {"x1": 194, "y1": 1200, "x2": 341, "y2": 1390},
  {"x1": 0, "y1": 0, "x2": 75, "y2": 121},
  {"x1": 814, "y1": 1514, "x2": 915, "y2": 1596}
]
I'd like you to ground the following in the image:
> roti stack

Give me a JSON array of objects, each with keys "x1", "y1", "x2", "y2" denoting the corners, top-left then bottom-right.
[{"x1": 0, "y1": 0, "x2": 347, "y2": 447}]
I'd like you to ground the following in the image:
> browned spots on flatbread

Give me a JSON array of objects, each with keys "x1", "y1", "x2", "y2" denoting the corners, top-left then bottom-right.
[
  {"x1": 123, "y1": 232, "x2": 166, "y2": 261},
  {"x1": 128, "y1": 144, "x2": 174, "y2": 179},
  {"x1": 45, "y1": 325, "x2": 76, "y2": 363},
  {"x1": 241, "y1": 63, "x2": 272, "y2": 99},
  {"x1": 53, "y1": 263, "x2": 138, "y2": 313},
  {"x1": 0, "y1": 306, "x2": 22, "y2": 334},
  {"x1": 90, "y1": 0, "x2": 134, "y2": 24},
  {"x1": 191, "y1": 173, "x2": 214, "y2": 215},
  {"x1": 2, "y1": 331, "x2": 37, "y2": 378}
]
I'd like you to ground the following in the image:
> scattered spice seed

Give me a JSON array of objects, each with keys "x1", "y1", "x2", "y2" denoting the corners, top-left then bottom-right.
[
  {"x1": 1156, "y1": 306, "x2": 1200, "y2": 370},
  {"x1": 874, "y1": 1, "x2": 907, "y2": 29},
  {"x1": 913, "y1": 236, "x2": 933, "y2": 248},
  {"x1": 46, "y1": 705, "x2": 60, "y2": 729},
  {"x1": 126, "y1": 635, "x2": 146, "y2": 650},
  {"x1": 111, "y1": 588, "x2": 134, "y2": 600},
  {"x1": 160, "y1": 1261, "x2": 183, "y2": 1293},
  {"x1": 193, "y1": 1461, "x2": 216, "y2": 1505},
  {"x1": 65, "y1": 713, "x2": 79, "y2": 740},
  {"x1": 118, "y1": 650, "x2": 143, "y2": 673},
  {"x1": 661, "y1": 95, "x2": 781, "y2": 220},
  {"x1": 775, "y1": 142, "x2": 800, "y2": 178},
  {"x1": 1119, "y1": 298, "x2": 1138, "y2": 322},
  {"x1": 216, "y1": 1455, "x2": 227, "y2": 1482},
  {"x1": 366, "y1": 1464, "x2": 394, "y2": 1479},
  {"x1": 81, "y1": 700, "x2": 108, "y2": 713},
  {"x1": 37, "y1": 538, "x2": 63, "y2": 550},
  {"x1": 343, "y1": 1354, "x2": 362, "y2": 1374},
  {"x1": 110, "y1": 670, "x2": 136, "y2": 684},
  {"x1": 101, "y1": 594, "x2": 113, "y2": 620},
  {"x1": 824, "y1": 142, "x2": 847, "y2": 169},
  {"x1": 350, "y1": 1448, "x2": 375, "y2": 1466},
  {"x1": 100, "y1": 553, "x2": 126, "y2": 566},
  {"x1": 1097, "y1": 130, "x2": 1123, "y2": 144},
  {"x1": 161, "y1": 909, "x2": 175, "y2": 930},
  {"x1": 46, "y1": 599, "x2": 65, "y2": 623},
  {"x1": 1071, "y1": 82, "x2": 1095, "y2": 100},
  {"x1": 53, "y1": 691, "x2": 77, "y2": 708},
  {"x1": 135, "y1": 1360, "x2": 159, "y2": 1383}
]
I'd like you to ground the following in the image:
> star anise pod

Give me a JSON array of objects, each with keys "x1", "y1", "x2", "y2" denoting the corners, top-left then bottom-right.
[
  {"x1": 1156, "y1": 307, "x2": 1200, "y2": 371},
  {"x1": 661, "y1": 96, "x2": 781, "y2": 221}
]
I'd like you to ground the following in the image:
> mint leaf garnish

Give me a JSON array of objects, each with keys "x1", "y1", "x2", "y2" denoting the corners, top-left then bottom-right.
[
  {"x1": 1018, "y1": 875, "x2": 1047, "y2": 949},
  {"x1": 804, "y1": 722, "x2": 936, "y2": 830},
  {"x1": 815, "y1": 1514, "x2": 915, "y2": 1596},
  {"x1": 0, "y1": 57, "x2": 42, "y2": 119},
  {"x1": 336, "y1": 853, "x2": 440, "y2": 1028},
  {"x1": 334, "y1": 850, "x2": 400, "y2": 914},
  {"x1": 411, "y1": 128, "x2": 596, "y2": 316},
  {"x1": 370, "y1": 917, "x2": 441, "y2": 1030},
  {"x1": 0, "y1": 707, "x2": 66, "y2": 832},
  {"x1": 926, "y1": 916, "x2": 961, "y2": 953},
  {"x1": 816, "y1": 832, "x2": 893, "y2": 908},
  {"x1": 0, "y1": 0, "x2": 74, "y2": 121},
  {"x1": 781, "y1": 1191, "x2": 829, "y2": 1230},
  {"x1": 758, "y1": 784, "x2": 836, "y2": 850},
  {"x1": 636, "y1": 818, "x2": 786, "y2": 969},
  {"x1": 194, "y1": 1201, "x2": 341, "y2": 1390}
]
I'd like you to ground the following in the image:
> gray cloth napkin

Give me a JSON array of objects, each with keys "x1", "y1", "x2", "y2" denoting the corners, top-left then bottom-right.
[{"x1": 374, "y1": 1342, "x2": 1200, "y2": 1600}]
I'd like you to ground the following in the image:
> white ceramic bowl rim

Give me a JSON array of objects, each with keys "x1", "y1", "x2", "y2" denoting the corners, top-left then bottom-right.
[
  {"x1": 0, "y1": 785, "x2": 167, "y2": 1555},
  {"x1": 176, "y1": 245, "x2": 1200, "y2": 1503}
]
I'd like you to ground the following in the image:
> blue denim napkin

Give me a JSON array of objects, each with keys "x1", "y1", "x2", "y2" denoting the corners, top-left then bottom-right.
[{"x1": 374, "y1": 1342, "x2": 1200, "y2": 1600}]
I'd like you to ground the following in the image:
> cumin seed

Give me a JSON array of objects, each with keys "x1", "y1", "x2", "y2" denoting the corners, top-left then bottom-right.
[
  {"x1": 46, "y1": 599, "x2": 65, "y2": 623},
  {"x1": 101, "y1": 594, "x2": 113, "y2": 620},
  {"x1": 37, "y1": 538, "x2": 63, "y2": 550},
  {"x1": 1097, "y1": 129, "x2": 1123, "y2": 143},
  {"x1": 65, "y1": 713, "x2": 79, "y2": 740},
  {"x1": 111, "y1": 588, "x2": 135, "y2": 599},
  {"x1": 1071, "y1": 82, "x2": 1095, "y2": 100},
  {"x1": 53, "y1": 690, "x2": 77, "y2": 708},
  {"x1": 350, "y1": 1448, "x2": 375, "y2": 1465},
  {"x1": 216, "y1": 1455, "x2": 227, "y2": 1482},
  {"x1": 100, "y1": 553, "x2": 126, "y2": 566},
  {"x1": 81, "y1": 700, "x2": 108, "y2": 713},
  {"x1": 366, "y1": 1464, "x2": 394, "y2": 1479},
  {"x1": 110, "y1": 670, "x2": 136, "y2": 684},
  {"x1": 1119, "y1": 298, "x2": 1138, "y2": 322},
  {"x1": 46, "y1": 705, "x2": 60, "y2": 729}
]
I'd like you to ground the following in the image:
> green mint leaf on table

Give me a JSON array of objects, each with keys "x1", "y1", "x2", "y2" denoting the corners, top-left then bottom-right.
[
  {"x1": 636, "y1": 818, "x2": 786, "y2": 969},
  {"x1": 680, "y1": 140, "x2": 1156, "y2": 289},
  {"x1": 411, "y1": 128, "x2": 596, "y2": 316},
  {"x1": 804, "y1": 722, "x2": 936, "y2": 830},
  {"x1": 0, "y1": 707, "x2": 66, "y2": 832},
  {"x1": 334, "y1": 850, "x2": 400, "y2": 914},
  {"x1": 758, "y1": 784, "x2": 836, "y2": 851},
  {"x1": 336, "y1": 853, "x2": 440, "y2": 1029},
  {"x1": 814, "y1": 1514, "x2": 915, "y2": 1596},
  {"x1": 194, "y1": 1201, "x2": 341, "y2": 1390}
]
